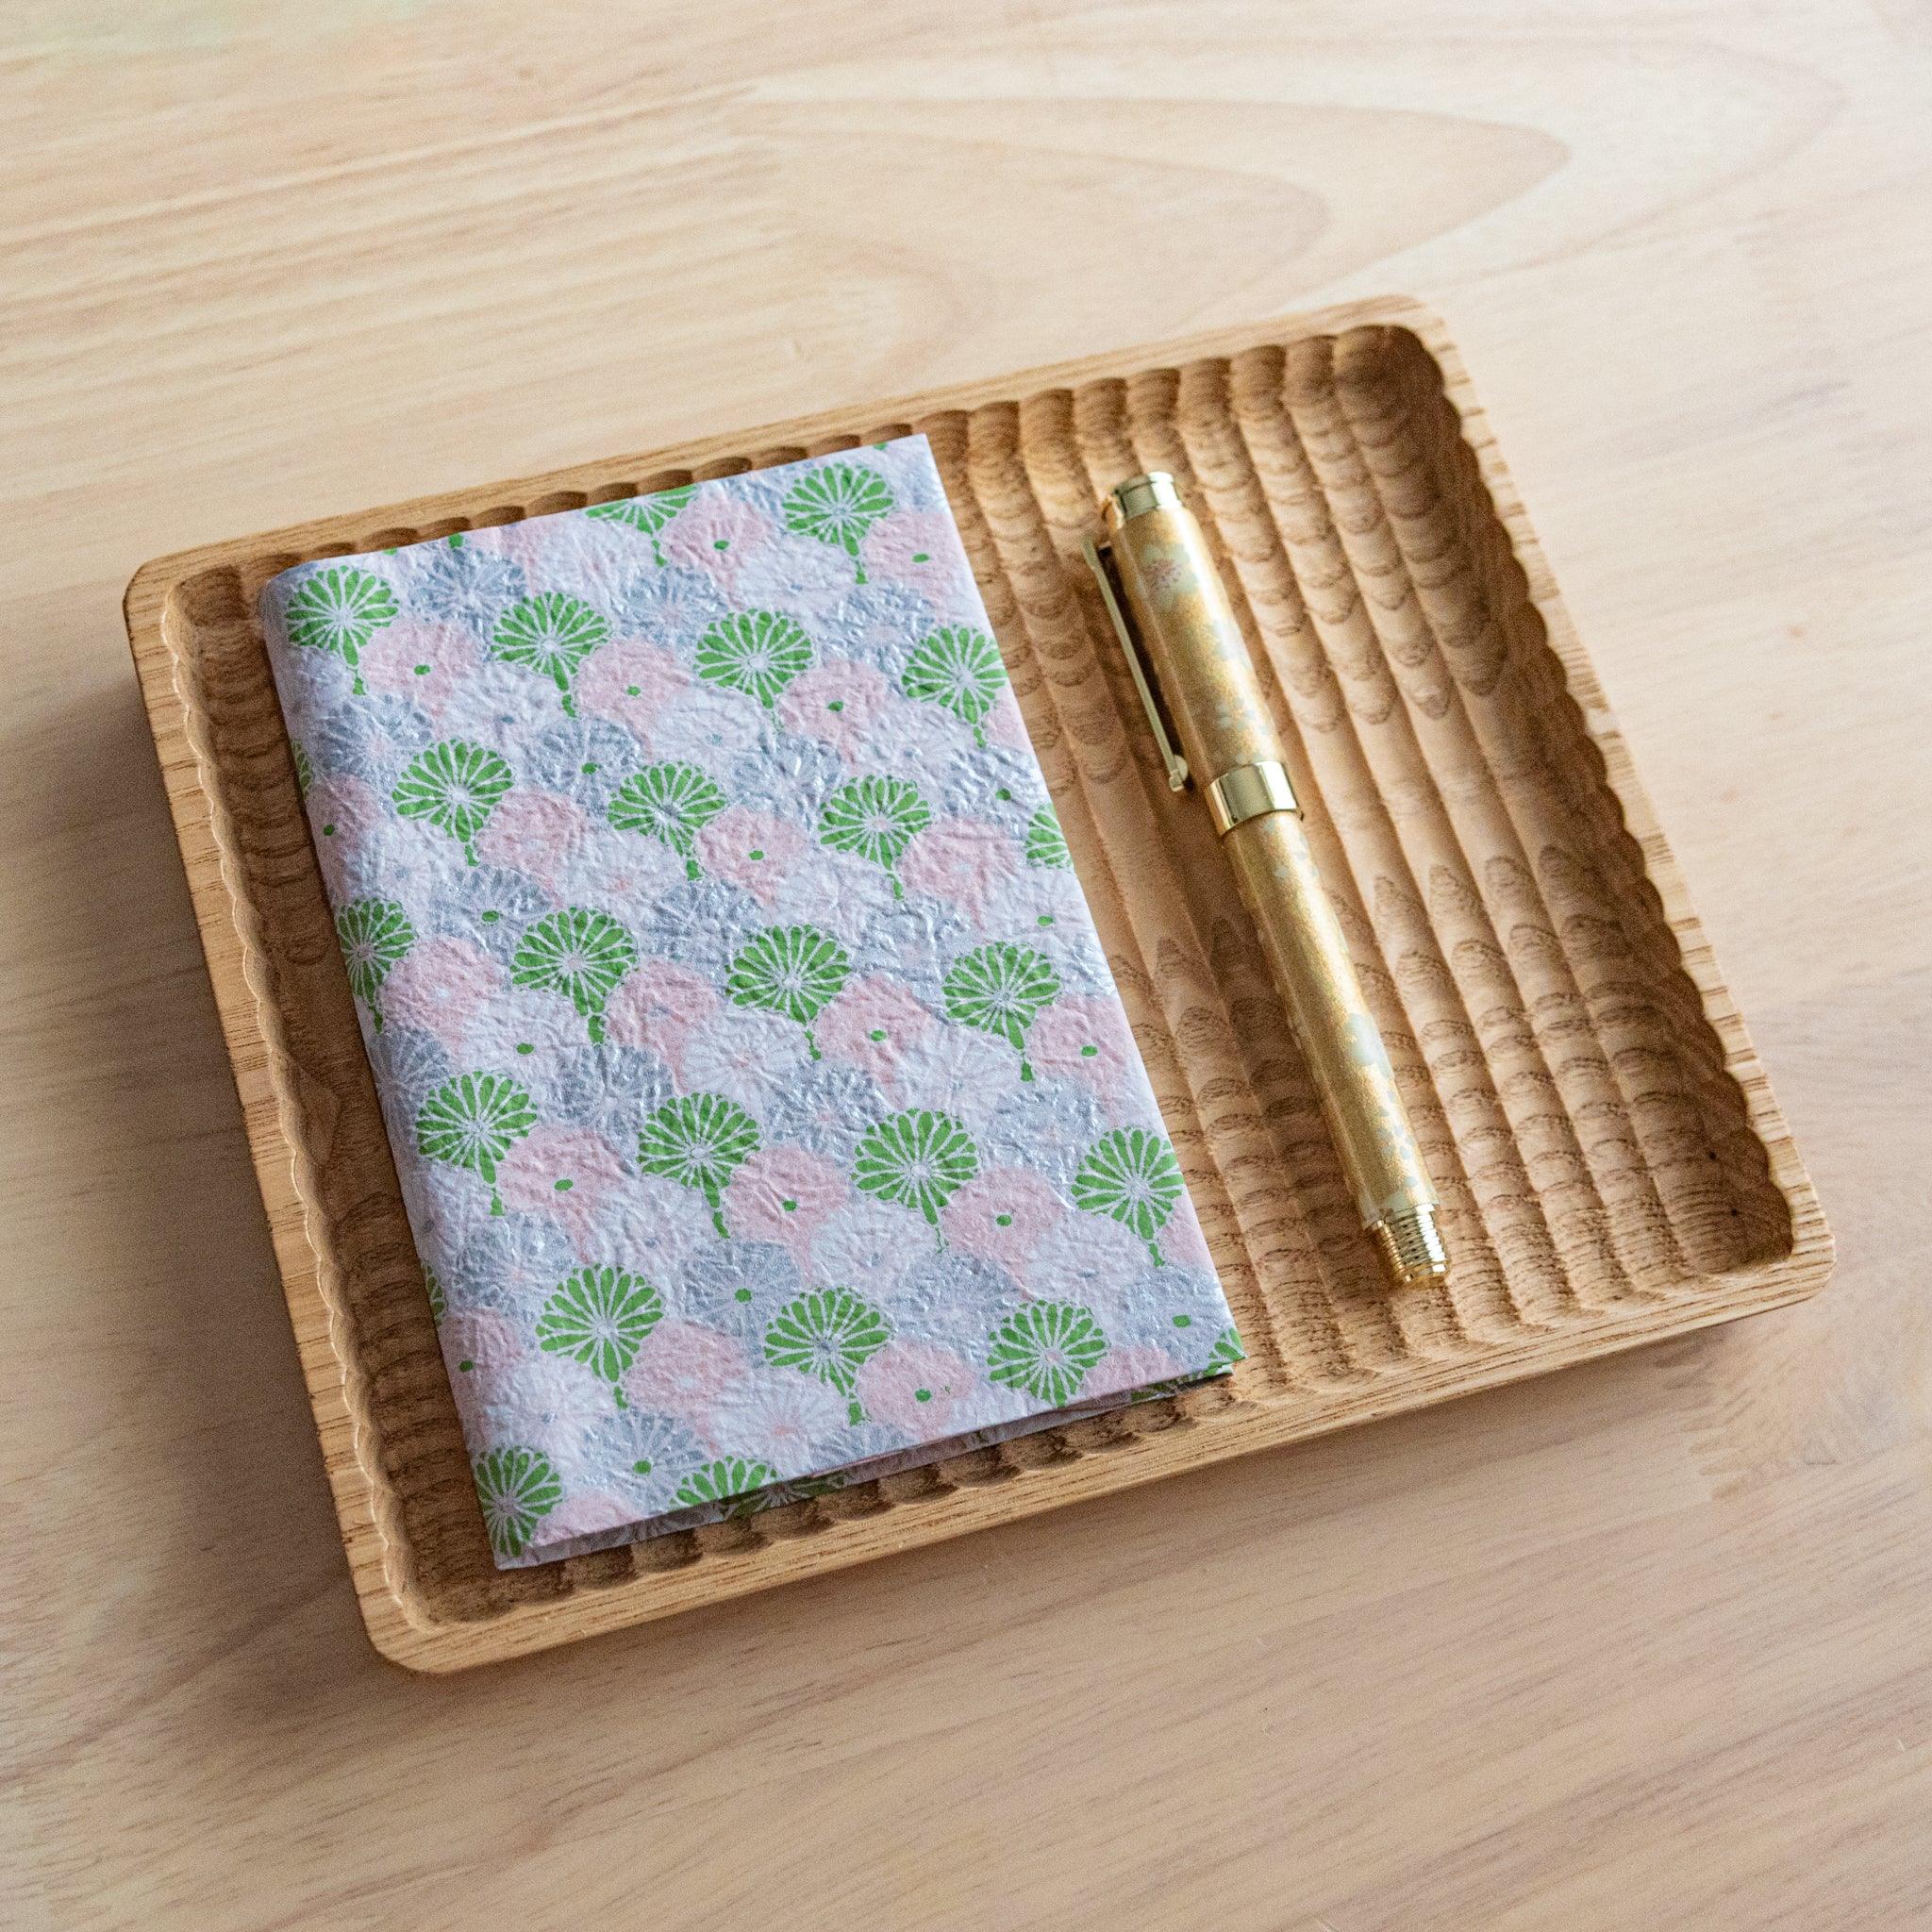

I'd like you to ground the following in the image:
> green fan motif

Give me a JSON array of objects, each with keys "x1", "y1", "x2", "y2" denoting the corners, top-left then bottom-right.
[
  {"x1": 1206, "y1": 1324, "x2": 1247, "y2": 1374},
  {"x1": 473, "y1": 1445, "x2": 563, "y2": 1560},
  {"x1": 1128, "y1": 1374, "x2": 1192, "y2": 1405},
  {"x1": 336, "y1": 897, "x2": 415, "y2": 1033},
  {"x1": 637, "y1": 1091, "x2": 759, "y2": 1239},
  {"x1": 724, "y1": 924, "x2": 850, "y2": 1058},
  {"x1": 1024, "y1": 804, "x2": 1071, "y2": 869},
  {"x1": 608, "y1": 761, "x2": 726, "y2": 880},
  {"x1": 901, "y1": 626, "x2": 1007, "y2": 746},
  {"x1": 785, "y1": 1473, "x2": 849, "y2": 1501},
  {"x1": 675, "y1": 1457, "x2": 776, "y2": 1512},
  {"x1": 586, "y1": 484, "x2": 697, "y2": 566},
  {"x1": 490, "y1": 591, "x2": 609, "y2": 716},
  {"x1": 818, "y1": 775, "x2": 931, "y2": 900},
  {"x1": 1070, "y1": 1126, "x2": 1186, "y2": 1266},
  {"x1": 425, "y1": 1266, "x2": 445, "y2": 1325},
  {"x1": 780, "y1": 461, "x2": 893, "y2": 582},
  {"x1": 853, "y1": 1109, "x2": 978, "y2": 1238},
  {"x1": 693, "y1": 609, "x2": 813, "y2": 708},
  {"x1": 291, "y1": 740, "x2": 314, "y2": 798},
  {"x1": 416, "y1": 1072, "x2": 538, "y2": 1216},
  {"x1": 510, "y1": 907, "x2": 638, "y2": 1043},
  {"x1": 942, "y1": 941, "x2": 1061, "y2": 1082},
  {"x1": 987, "y1": 1301, "x2": 1108, "y2": 1408},
  {"x1": 283, "y1": 565, "x2": 398, "y2": 694},
  {"x1": 537, "y1": 1265, "x2": 663, "y2": 1396},
  {"x1": 763, "y1": 1288, "x2": 890, "y2": 1405},
  {"x1": 392, "y1": 740, "x2": 513, "y2": 865}
]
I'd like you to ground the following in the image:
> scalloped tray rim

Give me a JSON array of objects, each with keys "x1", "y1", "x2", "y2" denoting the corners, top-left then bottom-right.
[{"x1": 123, "y1": 294, "x2": 1833, "y2": 1672}]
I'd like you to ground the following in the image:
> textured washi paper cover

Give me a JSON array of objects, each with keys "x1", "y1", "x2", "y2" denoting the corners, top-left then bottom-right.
[{"x1": 258, "y1": 437, "x2": 1243, "y2": 1568}]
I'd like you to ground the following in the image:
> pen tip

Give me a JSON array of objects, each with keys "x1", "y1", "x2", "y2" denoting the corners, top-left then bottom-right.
[{"x1": 1371, "y1": 1207, "x2": 1449, "y2": 1290}]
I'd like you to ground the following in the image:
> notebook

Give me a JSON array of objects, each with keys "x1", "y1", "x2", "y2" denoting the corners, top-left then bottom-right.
[{"x1": 259, "y1": 437, "x2": 1242, "y2": 1567}]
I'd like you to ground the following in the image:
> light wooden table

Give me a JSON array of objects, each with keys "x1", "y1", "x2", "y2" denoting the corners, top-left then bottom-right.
[{"x1": 6, "y1": 4, "x2": 1929, "y2": 1925}]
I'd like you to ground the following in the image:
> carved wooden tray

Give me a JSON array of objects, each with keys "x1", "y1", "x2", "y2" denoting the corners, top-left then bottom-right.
[{"x1": 125, "y1": 297, "x2": 1830, "y2": 1672}]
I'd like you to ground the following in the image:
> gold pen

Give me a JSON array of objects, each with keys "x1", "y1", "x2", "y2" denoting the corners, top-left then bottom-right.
[{"x1": 1084, "y1": 474, "x2": 1448, "y2": 1290}]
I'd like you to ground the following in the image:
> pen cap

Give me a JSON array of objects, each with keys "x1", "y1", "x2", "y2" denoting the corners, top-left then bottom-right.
[{"x1": 1102, "y1": 475, "x2": 1287, "y2": 781}]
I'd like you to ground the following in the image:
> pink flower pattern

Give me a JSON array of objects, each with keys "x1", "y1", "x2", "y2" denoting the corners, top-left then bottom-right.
[
  {"x1": 602, "y1": 958, "x2": 718, "y2": 1068},
  {"x1": 814, "y1": 974, "x2": 935, "y2": 1083},
  {"x1": 776, "y1": 658, "x2": 894, "y2": 760},
  {"x1": 981, "y1": 680, "x2": 1033, "y2": 753},
  {"x1": 899, "y1": 817, "x2": 1019, "y2": 923},
  {"x1": 1027, "y1": 994, "x2": 1139, "y2": 1112},
  {"x1": 575, "y1": 638, "x2": 690, "y2": 741},
  {"x1": 663, "y1": 493, "x2": 777, "y2": 591},
  {"x1": 379, "y1": 936, "x2": 504, "y2": 1056},
  {"x1": 694, "y1": 805, "x2": 806, "y2": 906},
  {"x1": 476, "y1": 789, "x2": 593, "y2": 894},
  {"x1": 304, "y1": 774, "x2": 388, "y2": 899},
  {"x1": 497, "y1": 1124, "x2": 628, "y2": 1244},
  {"x1": 622, "y1": 1319, "x2": 749, "y2": 1429},
  {"x1": 361, "y1": 619, "x2": 483, "y2": 717},
  {"x1": 941, "y1": 1169, "x2": 1066, "y2": 1279},
  {"x1": 722, "y1": 1145, "x2": 848, "y2": 1267},
  {"x1": 854, "y1": 1340, "x2": 977, "y2": 1433},
  {"x1": 860, "y1": 509, "x2": 970, "y2": 604}
]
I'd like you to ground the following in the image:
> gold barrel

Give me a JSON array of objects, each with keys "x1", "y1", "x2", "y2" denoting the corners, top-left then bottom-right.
[{"x1": 1097, "y1": 474, "x2": 1446, "y2": 1289}]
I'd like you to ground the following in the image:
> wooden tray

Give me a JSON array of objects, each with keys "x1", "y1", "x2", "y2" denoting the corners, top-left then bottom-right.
[{"x1": 125, "y1": 296, "x2": 1831, "y2": 1672}]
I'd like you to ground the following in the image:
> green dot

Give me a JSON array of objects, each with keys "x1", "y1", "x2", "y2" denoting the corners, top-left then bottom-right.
[
  {"x1": 632, "y1": 1457, "x2": 653, "y2": 1474},
  {"x1": 734, "y1": 1287, "x2": 753, "y2": 1303},
  {"x1": 781, "y1": 1198, "x2": 798, "y2": 1212},
  {"x1": 515, "y1": 1041, "x2": 535, "y2": 1055},
  {"x1": 869, "y1": 1028, "x2": 887, "y2": 1041},
  {"x1": 713, "y1": 538, "x2": 730, "y2": 551},
  {"x1": 413, "y1": 663, "x2": 431, "y2": 675},
  {"x1": 1172, "y1": 1314, "x2": 1191, "y2": 1329},
  {"x1": 749, "y1": 848, "x2": 764, "y2": 861},
  {"x1": 626, "y1": 684, "x2": 641, "y2": 696},
  {"x1": 458, "y1": 1359, "x2": 475, "y2": 1373},
  {"x1": 914, "y1": 1387, "x2": 932, "y2": 1402},
  {"x1": 911, "y1": 552, "x2": 930, "y2": 562},
  {"x1": 996, "y1": 788, "x2": 1012, "y2": 802},
  {"x1": 1037, "y1": 914, "x2": 1054, "y2": 926},
  {"x1": 1079, "y1": 1043, "x2": 1098, "y2": 1058},
  {"x1": 322, "y1": 823, "x2": 336, "y2": 836},
  {"x1": 994, "y1": 1213, "x2": 1012, "y2": 1227},
  {"x1": 448, "y1": 533, "x2": 465, "y2": 548},
  {"x1": 581, "y1": 760, "x2": 598, "y2": 774},
  {"x1": 554, "y1": 1177, "x2": 574, "y2": 1192},
  {"x1": 481, "y1": 909, "x2": 500, "y2": 924},
  {"x1": 826, "y1": 699, "x2": 844, "y2": 713}
]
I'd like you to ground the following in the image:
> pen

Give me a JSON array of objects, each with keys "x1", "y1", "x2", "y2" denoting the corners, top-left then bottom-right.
[{"x1": 1084, "y1": 473, "x2": 1448, "y2": 1291}]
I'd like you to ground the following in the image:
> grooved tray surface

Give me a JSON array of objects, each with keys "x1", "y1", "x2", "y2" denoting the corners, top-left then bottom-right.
[{"x1": 125, "y1": 298, "x2": 1830, "y2": 1671}]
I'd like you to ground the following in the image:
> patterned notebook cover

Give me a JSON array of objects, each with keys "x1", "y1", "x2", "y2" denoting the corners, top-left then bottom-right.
[{"x1": 259, "y1": 438, "x2": 1242, "y2": 1567}]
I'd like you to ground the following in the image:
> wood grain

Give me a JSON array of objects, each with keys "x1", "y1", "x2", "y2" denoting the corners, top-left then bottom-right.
[
  {"x1": 6, "y1": 0, "x2": 1930, "y2": 1922},
  {"x1": 125, "y1": 302, "x2": 1828, "y2": 1670}
]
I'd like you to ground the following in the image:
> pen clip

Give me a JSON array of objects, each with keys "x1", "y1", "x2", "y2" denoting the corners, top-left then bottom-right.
[{"x1": 1082, "y1": 535, "x2": 1190, "y2": 792}]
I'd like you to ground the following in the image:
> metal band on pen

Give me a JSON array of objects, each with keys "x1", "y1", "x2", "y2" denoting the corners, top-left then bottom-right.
[{"x1": 1206, "y1": 759, "x2": 1295, "y2": 834}]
